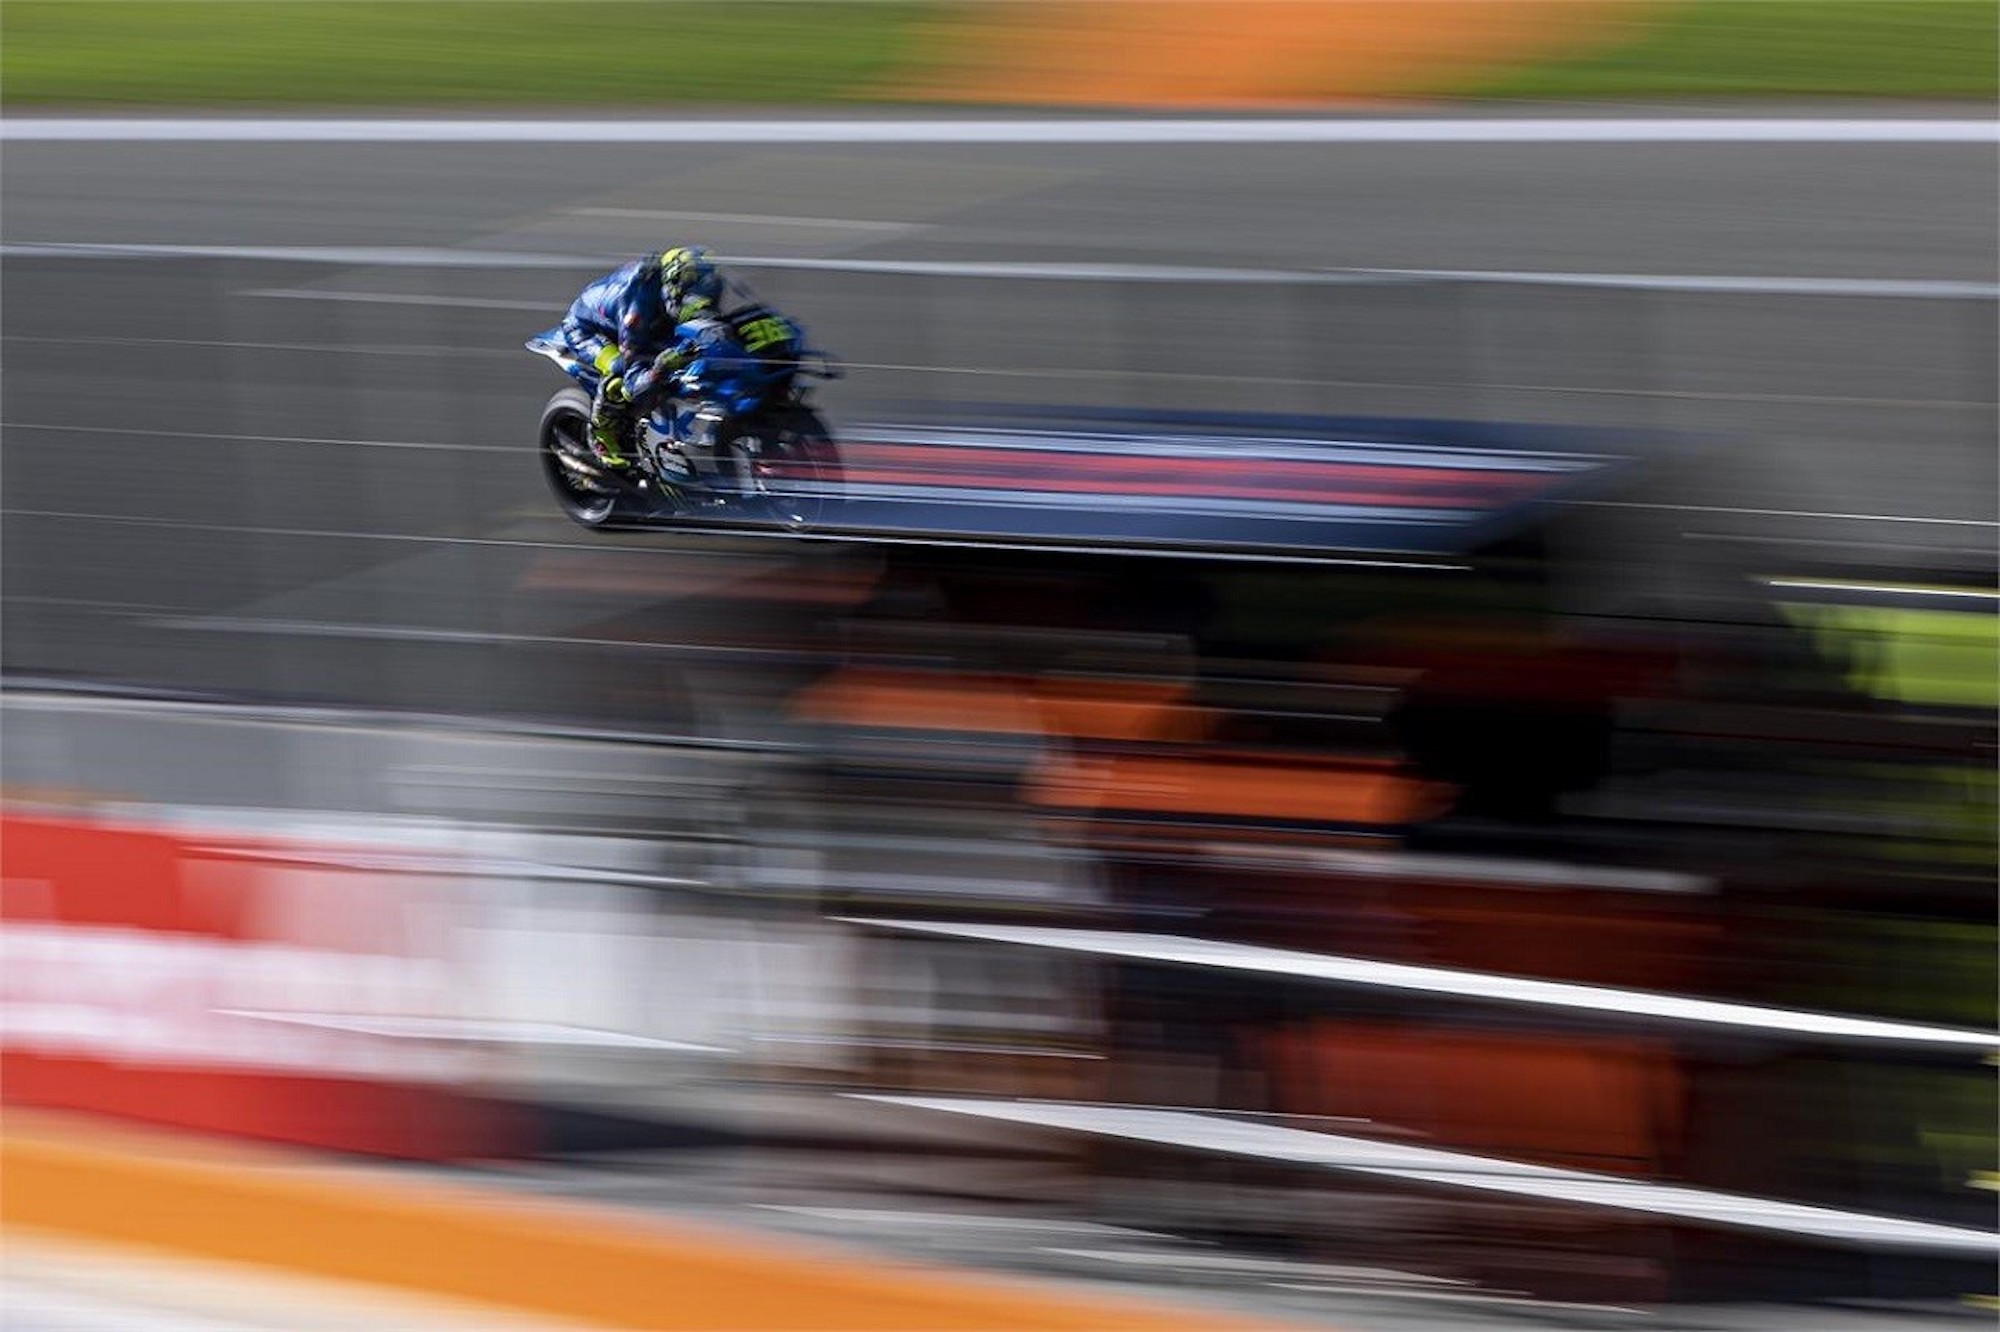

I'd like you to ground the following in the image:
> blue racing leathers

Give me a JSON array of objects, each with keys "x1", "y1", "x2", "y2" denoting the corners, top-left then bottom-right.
[{"x1": 559, "y1": 258, "x2": 682, "y2": 402}]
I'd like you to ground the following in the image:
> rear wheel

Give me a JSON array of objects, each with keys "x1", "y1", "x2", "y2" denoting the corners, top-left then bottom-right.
[
  {"x1": 719, "y1": 408, "x2": 842, "y2": 531},
  {"x1": 538, "y1": 387, "x2": 621, "y2": 528}
]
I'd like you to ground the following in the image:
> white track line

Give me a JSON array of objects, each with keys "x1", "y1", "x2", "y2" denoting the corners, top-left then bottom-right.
[
  {"x1": 0, "y1": 507, "x2": 635, "y2": 552},
  {"x1": 247, "y1": 289, "x2": 567, "y2": 310},
  {"x1": 5, "y1": 118, "x2": 1996, "y2": 144},
  {"x1": 10, "y1": 242, "x2": 1989, "y2": 298},
  {"x1": 6, "y1": 421, "x2": 509, "y2": 453},
  {"x1": 2, "y1": 241, "x2": 593, "y2": 268},
  {"x1": 1765, "y1": 578, "x2": 2000, "y2": 600},
  {"x1": 836, "y1": 917, "x2": 2000, "y2": 1050},
  {"x1": 5, "y1": 335, "x2": 1977, "y2": 408},
  {"x1": 1570, "y1": 500, "x2": 1998, "y2": 526},
  {"x1": 1348, "y1": 265, "x2": 2000, "y2": 299},
  {"x1": 0, "y1": 506, "x2": 1471, "y2": 570},
  {"x1": 569, "y1": 207, "x2": 921, "y2": 233},
  {"x1": 852, "y1": 1096, "x2": 2000, "y2": 1256}
]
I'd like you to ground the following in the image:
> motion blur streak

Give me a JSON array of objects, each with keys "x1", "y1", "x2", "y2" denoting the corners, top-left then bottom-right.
[
  {"x1": 837, "y1": 918, "x2": 2000, "y2": 1048},
  {"x1": 857, "y1": 1097, "x2": 2000, "y2": 1255},
  {"x1": 5, "y1": 116, "x2": 1998, "y2": 142},
  {"x1": 4, "y1": 74, "x2": 1994, "y2": 1329},
  {"x1": 11, "y1": 242, "x2": 1998, "y2": 299}
]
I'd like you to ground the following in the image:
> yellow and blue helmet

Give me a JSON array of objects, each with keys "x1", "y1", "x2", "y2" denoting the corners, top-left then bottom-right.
[{"x1": 656, "y1": 245, "x2": 721, "y2": 315}]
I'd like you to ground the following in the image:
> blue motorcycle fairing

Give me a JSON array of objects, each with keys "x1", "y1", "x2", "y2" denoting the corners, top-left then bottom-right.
[{"x1": 528, "y1": 317, "x2": 796, "y2": 428}]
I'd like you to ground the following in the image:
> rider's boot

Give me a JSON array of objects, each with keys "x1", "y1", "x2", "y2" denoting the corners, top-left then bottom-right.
[{"x1": 589, "y1": 381, "x2": 635, "y2": 468}]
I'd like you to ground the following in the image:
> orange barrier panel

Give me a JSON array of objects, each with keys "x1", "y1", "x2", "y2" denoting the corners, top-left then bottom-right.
[
  {"x1": 794, "y1": 670, "x2": 1047, "y2": 734},
  {"x1": 3, "y1": 1109, "x2": 1310, "y2": 1332},
  {"x1": 1403, "y1": 895, "x2": 1719, "y2": 993},
  {"x1": 1031, "y1": 752, "x2": 1451, "y2": 827},
  {"x1": 1267, "y1": 1022, "x2": 1684, "y2": 1176}
]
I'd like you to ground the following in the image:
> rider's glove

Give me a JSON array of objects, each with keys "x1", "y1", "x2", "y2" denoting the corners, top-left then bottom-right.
[{"x1": 653, "y1": 347, "x2": 691, "y2": 376}]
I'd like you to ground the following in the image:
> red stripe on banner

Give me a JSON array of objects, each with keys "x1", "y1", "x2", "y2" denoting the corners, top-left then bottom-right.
[
  {"x1": 0, "y1": 1056, "x2": 511, "y2": 1160},
  {"x1": 1, "y1": 810, "x2": 523, "y2": 1160}
]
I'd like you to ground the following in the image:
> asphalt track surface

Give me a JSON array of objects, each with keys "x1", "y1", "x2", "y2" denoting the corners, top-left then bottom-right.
[{"x1": 3, "y1": 121, "x2": 1996, "y2": 721}]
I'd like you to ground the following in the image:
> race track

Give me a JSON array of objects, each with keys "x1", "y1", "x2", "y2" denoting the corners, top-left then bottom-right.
[
  {"x1": 2, "y1": 119, "x2": 1995, "y2": 1330},
  {"x1": 3, "y1": 121, "x2": 1994, "y2": 718}
]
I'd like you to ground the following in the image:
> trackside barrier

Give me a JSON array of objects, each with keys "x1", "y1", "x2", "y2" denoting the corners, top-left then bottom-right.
[
  {"x1": 0, "y1": 810, "x2": 522, "y2": 1159},
  {"x1": 841, "y1": 916, "x2": 1998, "y2": 1303},
  {"x1": 852, "y1": 1096, "x2": 2000, "y2": 1259}
]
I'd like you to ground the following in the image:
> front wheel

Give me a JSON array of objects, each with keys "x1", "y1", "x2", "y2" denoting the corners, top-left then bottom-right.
[
  {"x1": 719, "y1": 408, "x2": 843, "y2": 531},
  {"x1": 538, "y1": 386, "x2": 622, "y2": 528}
]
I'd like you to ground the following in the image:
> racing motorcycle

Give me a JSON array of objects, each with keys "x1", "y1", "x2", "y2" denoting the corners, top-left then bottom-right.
[{"x1": 526, "y1": 314, "x2": 842, "y2": 531}]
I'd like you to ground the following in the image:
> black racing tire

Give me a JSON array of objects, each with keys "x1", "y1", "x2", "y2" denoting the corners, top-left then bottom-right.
[
  {"x1": 538, "y1": 386, "x2": 622, "y2": 528},
  {"x1": 719, "y1": 407, "x2": 843, "y2": 531}
]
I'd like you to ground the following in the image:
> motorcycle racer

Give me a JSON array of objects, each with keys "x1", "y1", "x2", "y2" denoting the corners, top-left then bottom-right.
[{"x1": 557, "y1": 245, "x2": 800, "y2": 466}]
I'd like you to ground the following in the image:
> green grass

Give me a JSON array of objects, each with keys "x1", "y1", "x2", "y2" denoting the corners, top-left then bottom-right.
[
  {"x1": 0, "y1": 1, "x2": 940, "y2": 105},
  {"x1": 7, "y1": 0, "x2": 1992, "y2": 106},
  {"x1": 1457, "y1": 0, "x2": 1998, "y2": 99}
]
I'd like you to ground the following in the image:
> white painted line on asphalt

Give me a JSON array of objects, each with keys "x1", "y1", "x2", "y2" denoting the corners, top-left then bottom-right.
[
  {"x1": 569, "y1": 207, "x2": 922, "y2": 233},
  {"x1": 1764, "y1": 577, "x2": 2000, "y2": 600},
  {"x1": 2, "y1": 241, "x2": 597, "y2": 268},
  {"x1": 11, "y1": 241, "x2": 1990, "y2": 299},
  {"x1": 5, "y1": 332, "x2": 1979, "y2": 410},
  {"x1": 854, "y1": 1095, "x2": 2000, "y2": 1255},
  {"x1": 7, "y1": 241, "x2": 1347, "y2": 283},
  {"x1": 6, "y1": 420, "x2": 510, "y2": 452},
  {"x1": 0, "y1": 506, "x2": 646, "y2": 553},
  {"x1": 6, "y1": 117, "x2": 1996, "y2": 144},
  {"x1": 2, "y1": 505, "x2": 1472, "y2": 570},
  {"x1": 1570, "y1": 500, "x2": 2000, "y2": 526},
  {"x1": 12, "y1": 330, "x2": 1976, "y2": 411},
  {"x1": 835, "y1": 917, "x2": 2000, "y2": 1050},
  {"x1": 732, "y1": 256, "x2": 1360, "y2": 284},
  {"x1": 248, "y1": 288, "x2": 563, "y2": 310},
  {"x1": 0, "y1": 331, "x2": 527, "y2": 358},
  {"x1": 1349, "y1": 265, "x2": 2000, "y2": 299},
  {"x1": 732, "y1": 256, "x2": 2000, "y2": 297}
]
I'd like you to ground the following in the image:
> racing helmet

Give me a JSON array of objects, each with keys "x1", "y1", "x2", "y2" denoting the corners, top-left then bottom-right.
[{"x1": 657, "y1": 245, "x2": 722, "y2": 318}]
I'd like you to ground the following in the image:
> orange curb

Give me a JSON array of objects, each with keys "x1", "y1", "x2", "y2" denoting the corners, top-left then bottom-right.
[
  {"x1": 1, "y1": 1109, "x2": 1306, "y2": 1331},
  {"x1": 900, "y1": 1, "x2": 1654, "y2": 107}
]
